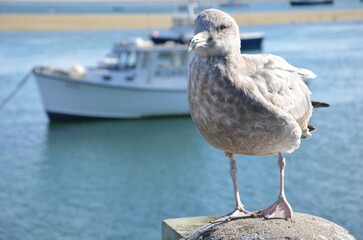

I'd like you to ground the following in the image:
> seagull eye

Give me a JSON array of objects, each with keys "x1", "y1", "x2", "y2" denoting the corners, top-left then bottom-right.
[{"x1": 218, "y1": 25, "x2": 227, "y2": 31}]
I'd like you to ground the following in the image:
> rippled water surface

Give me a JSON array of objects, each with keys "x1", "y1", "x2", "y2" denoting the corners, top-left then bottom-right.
[
  {"x1": 0, "y1": 0, "x2": 362, "y2": 14},
  {"x1": 0, "y1": 20, "x2": 362, "y2": 239}
]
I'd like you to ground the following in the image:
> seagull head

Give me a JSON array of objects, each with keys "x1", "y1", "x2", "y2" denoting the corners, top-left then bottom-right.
[{"x1": 188, "y1": 9, "x2": 240, "y2": 57}]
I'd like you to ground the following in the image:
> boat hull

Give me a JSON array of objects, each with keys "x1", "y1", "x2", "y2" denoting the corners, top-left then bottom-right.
[
  {"x1": 151, "y1": 36, "x2": 263, "y2": 50},
  {"x1": 151, "y1": 36, "x2": 185, "y2": 45},
  {"x1": 151, "y1": 33, "x2": 264, "y2": 50},
  {"x1": 290, "y1": 0, "x2": 333, "y2": 5},
  {"x1": 34, "y1": 72, "x2": 189, "y2": 121},
  {"x1": 241, "y1": 37, "x2": 263, "y2": 50}
]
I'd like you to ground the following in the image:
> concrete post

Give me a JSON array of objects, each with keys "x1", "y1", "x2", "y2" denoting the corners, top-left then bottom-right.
[{"x1": 162, "y1": 213, "x2": 356, "y2": 240}]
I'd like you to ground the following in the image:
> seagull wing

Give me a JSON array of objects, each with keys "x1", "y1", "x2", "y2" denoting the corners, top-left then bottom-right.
[{"x1": 241, "y1": 53, "x2": 315, "y2": 134}]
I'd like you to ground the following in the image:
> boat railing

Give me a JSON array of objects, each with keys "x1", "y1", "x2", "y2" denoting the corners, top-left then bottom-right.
[
  {"x1": 33, "y1": 65, "x2": 86, "y2": 79},
  {"x1": 33, "y1": 65, "x2": 69, "y2": 76}
]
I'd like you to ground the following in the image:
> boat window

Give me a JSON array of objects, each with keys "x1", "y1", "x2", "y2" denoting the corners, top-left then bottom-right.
[
  {"x1": 117, "y1": 51, "x2": 138, "y2": 69},
  {"x1": 127, "y1": 51, "x2": 138, "y2": 68},
  {"x1": 102, "y1": 50, "x2": 139, "y2": 70},
  {"x1": 157, "y1": 51, "x2": 187, "y2": 69},
  {"x1": 142, "y1": 53, "x2": 149, "y2": 69},
  {"x1": 118, "y1": 52, "x2": 128, "y2": 66},
  {"x1": 103, "y1": 75, "x2": 112, "y2": 81}
]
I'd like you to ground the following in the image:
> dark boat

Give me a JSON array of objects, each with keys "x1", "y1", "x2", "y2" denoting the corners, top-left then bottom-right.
[
  {"x1": 290, "y1": 0, "x2": 333, "y2": 6},
  {"x1": 151, "y1": 30, "x2": 264, "y2": 51}
]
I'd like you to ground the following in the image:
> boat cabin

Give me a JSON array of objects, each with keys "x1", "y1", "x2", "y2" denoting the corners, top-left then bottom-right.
[{"x1": 92, "y1": 38, "x2": 191, "y2": 90}]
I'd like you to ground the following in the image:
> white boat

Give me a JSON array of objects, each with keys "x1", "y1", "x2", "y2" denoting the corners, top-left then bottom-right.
[{"x1": 33, "y1": 38, "x2": 191, "y2": 121}]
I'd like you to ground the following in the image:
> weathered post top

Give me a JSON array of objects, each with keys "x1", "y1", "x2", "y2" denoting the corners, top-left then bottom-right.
[{"x1": 162, "y1": 213, "x2": 356, "y2": 240}]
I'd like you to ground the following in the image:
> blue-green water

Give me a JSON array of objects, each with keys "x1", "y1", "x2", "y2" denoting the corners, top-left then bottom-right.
[
  {"x1": 0, "y1": 0, "x2": 362, "y2": 14},
  {"x1": 0, "y1": 21, "x2": 363, "y2": 239}
]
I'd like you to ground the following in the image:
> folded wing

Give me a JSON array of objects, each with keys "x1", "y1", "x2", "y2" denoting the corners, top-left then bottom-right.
[{"x1": 241, "y1": 53, "x2": 315, "y2": 136}]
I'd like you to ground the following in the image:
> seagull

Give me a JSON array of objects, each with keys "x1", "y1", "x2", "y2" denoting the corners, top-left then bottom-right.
[{"x1": 188, "y1": 9, "x2": 328, "y2": 223}]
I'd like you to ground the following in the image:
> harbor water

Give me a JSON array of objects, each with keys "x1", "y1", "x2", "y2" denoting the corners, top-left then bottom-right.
[
  {"x1": 0, "y1": 0, "x2": 362, "y2": 14},
  {"x1": 0, "y1": 21, "x2": 363, "y2": 239}
]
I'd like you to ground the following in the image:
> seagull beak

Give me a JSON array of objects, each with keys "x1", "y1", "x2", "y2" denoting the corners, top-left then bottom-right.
[{"x1": 188, "y1": 32, "x2": 208, "y2": 52}]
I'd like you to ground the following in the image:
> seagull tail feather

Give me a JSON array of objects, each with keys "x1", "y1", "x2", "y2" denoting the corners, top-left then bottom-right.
[
  {"x1": 308, "y1": 123, "x2": 316, "y2": 132},
  {"x1": 302, "y1": 102, "x2": 329, "y2": 139},
  {"x1": 297, "y1": 68, "x2": 317, "y2": 79},
  {"x1": 312, "y1": 101, "x2": 330, "y2": 108},
  {"x1": 301, "y1": 124, "x2": 316, "y2": 139}
]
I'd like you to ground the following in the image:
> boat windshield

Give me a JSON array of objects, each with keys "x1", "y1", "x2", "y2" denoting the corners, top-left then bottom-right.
[
  {"x1": 108, "y1": 50, "x2": 138, "y2": 69},
  {"x1": 157, "y1": 51, "x2": 187, "y2": 69},
  {"x1": 154, "y1": 51, "x2": 188, "y2": 79}
]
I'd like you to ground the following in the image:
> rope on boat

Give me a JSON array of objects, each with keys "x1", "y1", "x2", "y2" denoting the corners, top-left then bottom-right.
[{"x1": 0, "y1": 70, "x2": 33, "y2": 110}]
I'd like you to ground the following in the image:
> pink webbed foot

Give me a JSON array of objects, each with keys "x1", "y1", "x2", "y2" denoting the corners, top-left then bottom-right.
[
  {"x1": 261, "y1": 196, "x2": 293, "y2": 219},
  {"x1": 210, "y1": 207, "x2": 253, "y2": 223}
]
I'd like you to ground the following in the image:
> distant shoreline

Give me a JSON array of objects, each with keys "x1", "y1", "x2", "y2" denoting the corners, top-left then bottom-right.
[{"x1": 1, "y1": 9, "x2": 363, "y2": 31}]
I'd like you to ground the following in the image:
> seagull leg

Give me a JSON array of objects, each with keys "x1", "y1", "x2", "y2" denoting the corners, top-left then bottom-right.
[
  {"x1": 210, "y1": 153, "x2": 253, "y2": 223},
  {"x1": 261, "y1": 152, "x2": 293, "y2": 219}
]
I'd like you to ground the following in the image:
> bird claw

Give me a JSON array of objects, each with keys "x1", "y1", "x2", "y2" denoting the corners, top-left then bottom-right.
[
  {"x1": 261, "y1": 196, "x2": 293, "y2": 219},
  {"x1": 210, "y1": 208, "x2": 253, "y2": 223}
]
